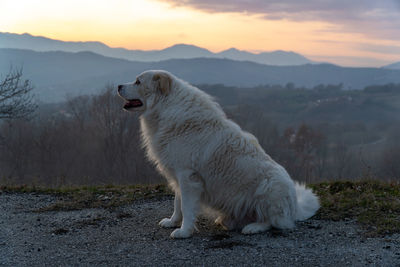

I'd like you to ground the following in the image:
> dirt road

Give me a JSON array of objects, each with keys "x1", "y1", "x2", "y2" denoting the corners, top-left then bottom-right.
[{"x1": 1, "y1": 192, "x2": 399, "y2": 266}]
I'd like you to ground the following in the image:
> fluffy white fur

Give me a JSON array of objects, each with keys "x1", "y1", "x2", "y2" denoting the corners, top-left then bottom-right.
[{"x1": 118, "y1": 70, "x2": 320, "y2": 238}]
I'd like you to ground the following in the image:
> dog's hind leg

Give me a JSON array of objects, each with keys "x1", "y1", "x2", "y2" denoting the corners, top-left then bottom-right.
[
  {"x1": 170, "y1": 169, "x2": 203, "y2": 239},
  {"x1": 241, "y1": 222, "x2": 271, "y2": 235},
  {"x1": 159, "y1": 192, "x2": 182, "y2": 228},
  {"x1": 215, "y1": 216, "x2": 237, "y2": 231}
]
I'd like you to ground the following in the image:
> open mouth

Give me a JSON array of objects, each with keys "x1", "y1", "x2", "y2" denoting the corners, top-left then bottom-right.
[{"x1": 124, "y1": 99, "x2": 143, "y2": 109}]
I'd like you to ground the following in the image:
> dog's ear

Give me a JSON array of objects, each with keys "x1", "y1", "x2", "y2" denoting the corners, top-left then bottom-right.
[{"x1": 153, "y1": 73, "x2": 171, "y2": 95}]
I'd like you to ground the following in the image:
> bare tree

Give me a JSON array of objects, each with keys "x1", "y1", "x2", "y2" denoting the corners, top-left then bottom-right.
[
  {"x1": 67, "y1": 95, "x2": 91, "y2": 128},
  {"x1": 0, "y1": 120, "x2": 35, "y2": 181},
  {"x1": 332, "y1": 139, "x2": 352, "y2": 180},
  {"x1": 380, "y1": 146, "x2": 400, "y2": 181},
  {"x1": 0, "y1": 68, "x2": 37, "y2": 119},
  {"x1": 277, "y1": 124, "x2": 325, "y2": 182}
]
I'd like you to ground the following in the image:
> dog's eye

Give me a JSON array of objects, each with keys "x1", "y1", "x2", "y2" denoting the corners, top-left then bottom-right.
[{"x1": 135, "y1": 79, "x2": 141, "y2": 85}]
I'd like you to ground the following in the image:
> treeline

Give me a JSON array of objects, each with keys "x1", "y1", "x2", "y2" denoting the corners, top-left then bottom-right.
[
  {"x1": 232, "y1": 105, "x2": 400, "y2": 182},
  {"x1": 0, "y1": 87, "x2": 161, "y2": 186},
  {"x1": 0, "y1": 83, "x2": 400, "y2": 186},
  {"x1": 201, "y1": 83, "x2": 400, "y2": 127}
]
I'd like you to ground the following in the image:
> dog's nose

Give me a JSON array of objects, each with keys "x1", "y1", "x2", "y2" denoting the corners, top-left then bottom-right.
[{"x1": 117, "y1": 85, "x2": 123, "y2": 93}]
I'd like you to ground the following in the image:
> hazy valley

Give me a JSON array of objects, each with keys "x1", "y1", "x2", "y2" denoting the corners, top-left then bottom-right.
[
  {"x1": 1, "y1": 48, "x2": 400, "y2": 102},
  {"x1": 0, "y1": 33, "x2": 400, "y2": 185}
]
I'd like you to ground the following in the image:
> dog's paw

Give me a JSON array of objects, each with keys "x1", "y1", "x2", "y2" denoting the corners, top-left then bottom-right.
[
  {"x1": 170, "y1": 228, "x2": 192, "y2": 239},
  {"x1": 159, "y1": 218, "x2": 180, "y2": 228},
  {"x1": 241, "y1": 223, "x2": 271, "y2": 235}
]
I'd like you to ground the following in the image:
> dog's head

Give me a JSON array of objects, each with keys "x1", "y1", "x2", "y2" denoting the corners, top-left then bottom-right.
[{"x1": 117, "y1": 70, "x2": 172, "y2": 112}]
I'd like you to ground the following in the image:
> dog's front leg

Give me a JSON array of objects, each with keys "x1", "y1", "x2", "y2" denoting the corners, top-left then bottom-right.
[
  {"x1": 170, "y1": 169, "x2": 203, "y2": 239},
  {"x1": 159, "y1": 191, "x2": 182, "y2": 228}
]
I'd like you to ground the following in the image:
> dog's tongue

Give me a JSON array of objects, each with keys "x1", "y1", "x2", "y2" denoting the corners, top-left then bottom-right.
[{"x1": 124, "y1": 99, "x2": 143, "y2": 109}]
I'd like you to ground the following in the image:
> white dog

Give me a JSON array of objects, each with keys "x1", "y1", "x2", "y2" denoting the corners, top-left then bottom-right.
[{"x1": 118, "y1": 70, "x2": 319, "y2": 239}]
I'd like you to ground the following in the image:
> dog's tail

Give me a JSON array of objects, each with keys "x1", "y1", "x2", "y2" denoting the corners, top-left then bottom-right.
[{"x1": 294, "y1": 182, "x2": 320, "y2": 221}]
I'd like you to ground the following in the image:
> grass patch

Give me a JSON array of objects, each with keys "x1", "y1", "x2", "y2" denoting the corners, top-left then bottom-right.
[
  {"x1": 311, "y1": 180, "x2": 400, "y2": 236},
  {"x1": 2, "y1": 180, "x2": 400, "y2": 236},
  {"x1": 0, "y1": 184, "x2": 172, "y2": 212}
]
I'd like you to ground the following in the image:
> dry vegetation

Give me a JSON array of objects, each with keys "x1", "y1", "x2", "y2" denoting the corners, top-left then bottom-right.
[
  {"x1": 311, "y1": 180, "x2": 400, "y2": 236},
  {"x1": 1, "y1": 180, "x2": 399, "y2": 237},
  {"x1": 0, "y1": 184, "x2": 170, "y2": 211},
  {"x1": 1, "y1": 83, "x2": 400, "y2": 185}
]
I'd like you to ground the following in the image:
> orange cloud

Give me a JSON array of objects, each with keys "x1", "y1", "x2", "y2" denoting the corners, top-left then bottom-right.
[{"x1": 1, "y1": 0, "x2": 399, "y2": 66}]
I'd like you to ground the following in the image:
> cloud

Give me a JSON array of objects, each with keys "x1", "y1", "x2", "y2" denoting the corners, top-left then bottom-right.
[
  {"x1": 159, "y1": 0, "x2": 400, "y2": 40},
  {"x1": 161, "y1": 0, "x2": 363, "y2": 14}
]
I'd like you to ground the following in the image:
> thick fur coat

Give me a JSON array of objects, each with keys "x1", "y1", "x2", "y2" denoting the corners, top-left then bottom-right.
[{"x1": 118, "y1": 70, "x2": 320, "y2": 238}]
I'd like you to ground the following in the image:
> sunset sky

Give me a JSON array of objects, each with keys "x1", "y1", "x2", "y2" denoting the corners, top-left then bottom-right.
[{"x1": 2, "y1": 0, "x2": 400, "y2": 67}]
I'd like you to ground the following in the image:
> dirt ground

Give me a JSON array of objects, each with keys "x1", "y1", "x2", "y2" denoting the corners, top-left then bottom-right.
[{"x1": 1, "y1": 192, "x2": 400, "y2": 266}]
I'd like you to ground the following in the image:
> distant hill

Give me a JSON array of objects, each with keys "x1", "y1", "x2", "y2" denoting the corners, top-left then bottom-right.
[
  {"x1": 0, "y1": 32, "x2": 313, "y2": 66},
  {"x1": 0, "y1": 48, "x2": 148, "y2": 101},
  {"x1": 1, "y1": 48, "x2": 400, "y2": 102},
  {"x1": 217, "y1": 48, "x2": 311, "y2": 66},
  {"x1": 384, "y1": 62, "x2": 400, "y2": 70}
]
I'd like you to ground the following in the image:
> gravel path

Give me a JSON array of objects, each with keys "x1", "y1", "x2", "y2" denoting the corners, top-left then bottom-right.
[{"x1": 1, "y1": 192, "x2": 400, "y2": 266}]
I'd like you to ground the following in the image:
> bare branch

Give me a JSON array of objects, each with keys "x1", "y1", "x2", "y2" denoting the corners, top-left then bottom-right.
[{"x1": 0, "y1": 68, "x2": 37, "y2": 119}]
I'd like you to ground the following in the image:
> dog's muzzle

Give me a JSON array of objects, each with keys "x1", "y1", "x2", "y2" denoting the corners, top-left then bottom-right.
[{"x1": 118, "y1": 84, "x2": 144, "y2": 110}]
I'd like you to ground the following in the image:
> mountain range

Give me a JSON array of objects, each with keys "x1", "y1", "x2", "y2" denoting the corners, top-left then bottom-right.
[
  {"x1": 0, "y1": 32, "x2": 313, "y2": 66},
  {"x1": 383, "y1": 62, "x2": 400, "y2": 70},
  {"x1": 1, "y1": 48, "x2": 400, "y2": 102}
]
